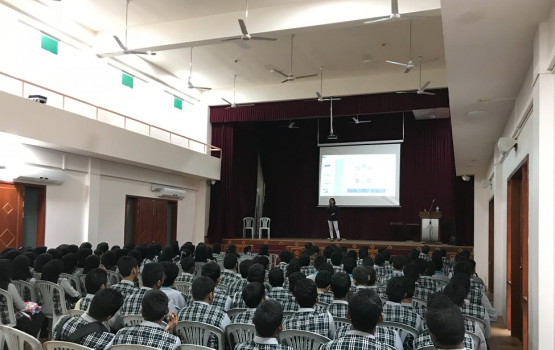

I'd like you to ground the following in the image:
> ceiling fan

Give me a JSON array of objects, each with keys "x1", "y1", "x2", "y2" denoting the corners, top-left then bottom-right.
[
  {"x1": 386, "y1": 21, "x2": 438, "y2": 73},
  {"x1": 349, "y1": 116, "x2": 372, "y2": 124},
  {"x1": 222, "y1": 0, "x2": 277, "y2": 42},
  {"x1": 112, "y1": 0, "x2": 156, "y2": 56},
  {"x1": 396, "y1": 57, "x2": 435, "y2": 96},
  {"x1": 364, "y1": 0, "x2": 427, "y2": 24},
  {"x1": 328, "y1": 96, "x2": 337, "y2": 139},
  {"x1": 188, "y1": 47, "x2": 211, "y2": 90},
  {"x1": 279, "y1": 121, "x2": 300, "y2": 129},
  {"x1": 222, "y1": 75, "x2": 255, "y2": 109},
  {"x1": 479, "y1": 97, "x2": 515, "y2": 104},
  {"x1": 305, "y1": 67, "x2": 341, "y2": 102},
  {"x1": 271, "y1": 34, "x2": 319, "y2": 83}
]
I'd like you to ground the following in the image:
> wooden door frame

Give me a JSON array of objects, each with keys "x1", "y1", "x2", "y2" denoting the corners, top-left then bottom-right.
[
  {"x1": 488, "y1": 198, "x2": 494, "y2": 293},
  {"x1": 124, "y1": 195, "x2": 178, "y2": 246}
]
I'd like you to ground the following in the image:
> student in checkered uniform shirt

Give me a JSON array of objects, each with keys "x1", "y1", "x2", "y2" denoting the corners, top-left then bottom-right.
[
  {"x1": 431, "y1": 257, "x2": 451, "y2": 284},
  {"x1": 425, "y1": 300, "x2": 469, "y2": 350},
  {"x1": 232, "y1": 263, "x2": 266, "y2": 308},
  {"x1": 283, "y1": 278, "x2": 336, "y2": 339},
  {"x1": 316, "y1": 270, "x2": 334, "y2": 304},
  {"x1": 76, "y1": 268, "x2": 107, "y2": 311},
  {"x1": 220, "y1": 254, "x2": 242, "y2": 287},
  {"x1": 327, "y1": 272, "x2": 351, "y2": 318},
  {"x1": 228, "y1": 259, "x2": 256, "y2": 297},
  {"x1": 350, "y1": 266, "x2": 372, "y2": 295},
  {"x1": 53, "y1": 289, "x2": 123, "y2": 350},
  {"x1": 417, "y1": 261, "x2": 440, "y2": 292},
  {"x1": 266, "y1": 267, "x2": 292, "y2": 301},
  {"x1": 419, "y1": 245, "x2": 432, "y2": 261},
  {"x1": 321, "y1": 289, "x2": 392, "y2": 350},
  {"x1": 110, "y1": 256, "x2": 140, "y2": 298},
  {"x1": 235, "y1": 299, "x2": 294, "y2": 350},
  {"x1": 109, "y1": 290, "x2": 180, "y2": 350},
  {"x1": 232, "y1": 282, "x2": 266, "y2": 324},
  {"x1": 281, "y1": 272, "x2": 305, "y2": 312},
  {"x1": 453, "y1": 262, "x2": 497, "y2": 324},
  {"x1": 391, "y1": 256, "x2": 406, "y2": 278},
  {"x1": 175, "y1": 257, "x2": 196, "y2": 283},
  {"x1": 373, "y1": 254, "x2": 392, "y2": 285},
  {"x1": 382, "y1": 277, "x2": 424, "y2": 350},
  {"x1": 198, "y1": 262, "x2": 232, "y2": 311},
  {"x1": 300, "y1": 254, "x2": 316, "y2": 276},
  {"x1": 277, "y1": 251, "x2": 294, "y2": 276},
  {"x1": 330, "y1": 252, "x2": 344, "y2": 274},
  {"x1": 177, "y1": 276, "x2": 231, "y2": 349},
  {"x1": 307, "y1": 255, "x2": 327, "y2": 281},
  {"x1": 357, "y1": 247, "x2": 369, "y2": 266},
  {"x1": 451, "y1": 275, "x2": 491, "y2": 339},
  {"x1": 402, "y1": 264, "x2": 433, "y2": 309}
]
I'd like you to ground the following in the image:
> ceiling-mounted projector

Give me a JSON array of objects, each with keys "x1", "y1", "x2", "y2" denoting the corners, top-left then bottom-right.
[
  {"x1": 462, "y1": 175, "x2": 470, "y2": 181},
  {"x1": 498, "y1": 137, "x2": 517, "y2": 155}
]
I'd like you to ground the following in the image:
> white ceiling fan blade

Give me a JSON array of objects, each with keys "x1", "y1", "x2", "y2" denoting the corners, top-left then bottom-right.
[
  {"x1": 271, "y1": 69, "x2": 289, "y2": 78},
  {"x1": 391, "y1": 0, "x2": 399, "y2": 15},
  {"x1": 358, "y1": 120, "x2": 372, "y2": 123},
  {"x1": 128, "y1": 51, "x2": 155, "y2": 55},
  {"x1": 113, "y1": 36, "x2": 127, "y2": 50},
  {"x1": 250, "y1": 37, "x2": 277, "y2": 41},
  {"x1": 396, "y1": 91, "x2": 417, "y2": 94},
  {"x1": 222, "y1": 37, "x2": 242, "y2": 42},
  {"x1": 420, "y1": 91, "x2": 436, "y2": 96},
  {"x1": 295, "y1": 74, "x2": 319, "y2": 80},
  {"x1": 193, "y1": 86, "x2": 212, "y2": 91},
  {"x1": 415, "y1": 57, "x2": 439, "y2": 65},
  {"x1": 97, "y1": 52, "x2": 127, "y2": 58},
  {"x1": 238, "y1": 19, "x2": 249, "y2": 35},
  {"x1": 404, "y1": 66, "x2": 413, "y2": 73},
  {"x1": 323, "y1": 98, "x2": 342, "y2": 101},
  {"x1": 316, "y1": 92, "x2": 322, "y2": 99},
  {"x1": 222, "y1": 98, "x2": 232, "y2": 105},
  {"x1": 420, "y1": 81, "x2": 431, "y2": 90},
  {"x1": 386, "y1": 60, "x2": 408, "y2": 67},
  {"x1": 237, "y1": 103, "x2": 255, "y2": 107},
  {"x1": 364, "y1": 17, "x2": 390, "y2": 24},
  {"x1": 281, "y1": 79, "x2": 291, "y2": 83}
]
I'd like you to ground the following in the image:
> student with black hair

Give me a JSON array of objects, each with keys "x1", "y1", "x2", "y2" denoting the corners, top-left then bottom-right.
[
  {"x1": 282, "y1": 272, "x2": 305, "y2": 312},
  {"x1": 243, "y1": 245, "x2": 254, "y2": 256},
  {"x1": 212, "y1": 243, "x2": 222, "y2": 256},
  {"x1": 351, "y1": 266, "x2": 370, "y2": 292},
  {"x1": 373, "y1": 254, "x2": 390, "y2": 285},
  {"x1": 382, "y1": 250, "x2": 392, "y2": 266},
  {"x1": 161, "y1": 261, "x2": 186, "y2": 309},
  {"x1": 307, "y1": 255, "x2": 327, "y2": 280},
  {"x1": 425, "y1": 302, "x2": 466, "y2": 350},
  {"x1": 362, "y1": 256, "x2": 374, "y2": 267},
  {"x1": 431, "y1": 257, "x2": 450, "y2": 284},
  {"x1": 235, "y1": 299, "x2": 295, "y2": 350},
  {"x1": 231, "y1": 282, "x2": 266, "y2": 324},
  {"x1": 450, "y1": 274, "x2": 491, "y2": 339},
  {"x1": 327, "y1": 272, "x2": 351, "y2": 318},
  {"x1": 453, "y1": 262, "x2": 496, "y2": 324},
  {"x1": 391, "y1": 256, "x2": 405, "y2": 278},
  {"x1": 403, "y1": 263, "x2": 433, "y2": 304},
  {"x1": 200, "y1": 262, "x2": 232, "y2": 311},
  {"x1": 299, "y1": 254, "x2": 315, "y2": 276},
  {"x1": 311, "y1": 245, "x2": 320, "y2": 255},
  {"x1": 75, "y1": 268, "x2": 107, "y2": 311},
  {"x1": 232, "y1": 264, "x2": 266, "y2": 308},
  {"x1": 277, "y1": 251, "x2": 294, "y2": 275},
  {"x1": 315, "y1": 270, "x2": 333, "y2": 304},
  {"x1": 54, "y1": 289, "x2": 123, "y2": 350},
  {"x1": 110, "y1": 256, "x2": 139, "y2": 298},
  {"x1": 330, "y1": 251, "x2": 343, "y2": 274},
  {"x1": 220, "y1": 254, "x2": 241, "y2": 286},
  {"x1": 266, "y1": 267, "x2": 291, "y2": 301},
  {"x1": 228, "y1": 259, "x2": 256, "y2": 296},
  {"x1": 175, "y1": 257, "x2": 196, "y2": 283},
  {"x1": 110, "y1": 290, "x2": 180, "y2": 350},
  {"x1": 419, "y1": 246, "x2": 431, "y2": 261},
  {"x1": 177, "y1": 276, "x2": 231, "y2": 349},
  {"x1": 323, "y1": 246, "x2": 333, "y2": 261},
  {"x1": 283, "y1": 279, "x2": 335, "y2": 339}
]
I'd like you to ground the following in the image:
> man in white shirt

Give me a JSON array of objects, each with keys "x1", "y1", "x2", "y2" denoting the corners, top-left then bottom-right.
[{"x1": 426, "y1": 301, "x2": 467, "y2": 350}]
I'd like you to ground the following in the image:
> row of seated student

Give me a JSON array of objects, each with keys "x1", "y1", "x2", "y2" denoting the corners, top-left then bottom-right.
[{"x1": 0, "y1": 241, "x2": 494, "y2": 350}]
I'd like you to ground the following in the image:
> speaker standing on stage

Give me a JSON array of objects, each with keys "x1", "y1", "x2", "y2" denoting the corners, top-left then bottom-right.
[{"x1": 327, "y1": 198, "x2": 341, "y2": 241}]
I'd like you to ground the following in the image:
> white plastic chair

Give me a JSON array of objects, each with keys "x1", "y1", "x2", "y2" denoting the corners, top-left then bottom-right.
[
  {"x1": 60, "y1": 273, "x2": 83, "y2": 297},
  {"x1": 269, "y1": 254, "x2": 279, "y2": 268},
  {"x1": 333, "y1": 317, "x2": 351, "y2": 330},
  {"x1": 225, "y1": 323, "x2": 256, "y2": 349},
  {"x1": 12, "y1": 280, "x2": 39, "y2": 303},
  {"x1": 106, "y1": 271, "x2": 122, "y2": 288},
  {"x1": 243, "y1": 217, "x2": 255, "y2": 238},
  {"x1": 122, "y1": 315, "x2": 145, "y2": 327},
  {"x1": 44, "y1": 341, "x2": 95, "y2": 350},
  {"x1": 0, "y1": 288, "x2": 17, "y2": 327},
  {"x1": 175, "y1": 321, "x2": 225, "y2": 350},
  {"x1": 36, "y1": 280, "x2": 69, "y2": 334},
  {"x1": 194, "y1": 262, "x2": 205, "y2": 277},
  {"x1": 174, "y1": 281, "x2": 193, "y2": 294},
  {"x1": 279, "y1": 330, "x2": 331, "y2": 350},
  {"x1": 412, "y1": 298, "x2": 427, "y2": 308},
  {"x1": 108, "y1": 346, "x2": 157, "y2": 350},
  {"x1": 68, "y1": 309, "x2": 85, "y2": 317},
  {"x1": 227, "y1": 308, "x2": 247, "y2": 319},
  {"x1": 176, "y1": 346, "x2": 213, "y2": 350},
  {"x1": 259, "y1": 218, "x2": 271, "y2": 239},
  {"x1": 0, "y1": 325, "x2": 43, "y2": 350},
  {"x1": 379, "y1": 321, "x2": 419, "y2": 344},
  {"x1": 33, "y1": 272, "x2": 41, "y2": 281}
]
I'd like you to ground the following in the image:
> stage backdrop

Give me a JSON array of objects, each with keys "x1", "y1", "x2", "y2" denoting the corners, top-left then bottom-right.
[{"x1": 207, "y1": 89, "x2": 474, "y2": 245}]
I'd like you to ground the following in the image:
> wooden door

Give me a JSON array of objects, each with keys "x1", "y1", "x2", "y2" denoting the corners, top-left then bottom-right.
[
  {"x1": 520, "y1": 162, "x2": 529, "y2": 350},
  {"x1": 0, "y1": 183, "x2": 24, "y2": 251},
  {"x1": 488, "y1": 198, "x2": 494, "y2": 293},
  {"x1": 153, "y1": 200, "x2": 167, "y2": 247},
  {"x1": 132, "y1": 197, "x2": 172, "y2": 247},
  {"x1": 136, "y1": 198, "x2": 154, "y2": 245}
]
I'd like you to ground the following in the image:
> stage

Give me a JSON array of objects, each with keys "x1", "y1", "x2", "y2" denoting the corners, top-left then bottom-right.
[{"x1": 211, "y1": 238, "x2": 473, "y2": 260}]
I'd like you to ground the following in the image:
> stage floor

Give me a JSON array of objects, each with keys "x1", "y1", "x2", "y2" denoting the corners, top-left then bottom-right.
[{"x1": 212, "y1": 237, "x2": 473, "y2": 259}]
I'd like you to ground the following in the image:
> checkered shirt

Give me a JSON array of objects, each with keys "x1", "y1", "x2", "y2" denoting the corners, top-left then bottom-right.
[
  {"x1": 320, "y1": 331, "x2": 391, "y2": 350},
  {"x1": 52, "y1": 315, "x2": 114, "y2": 350},
  {"x1": 383, "y1": 302, "x2": 422, "y2": 350},
  {"x1": 332, "y1": 265, "x2": 343, "y2": 274},
  {"x1": 414, "y1": 330, "x2": 474, "y2": 350},
  {"x1": 318, "y1": 291, "x2": 334, "y2": 305},
  {"x1": 228, "y1": 278, "x2": 249, "y2": 297},
  {"x1": 335, "y1": 326, "x2": 399, "y2": 349},
  {"x1": 417, "y1": 277, "x2": 439, "y2": 292},
  {"x1": 235, "y1": 340, "x2": 294, "y2": 350},
  {"x1": 231, "y1": 308, "x2": 256, "y2": 324},
  {"x1": 374, "y1": 266, "x2": 392, "y2": 285},
  {"x1": 392, "y1": 271, "x2": 404, "y2": 278},
  {"x1": 175, "y1": 273, "x2": 196, "y2": 283},
  {"x1": 441, "y1": 256, "x2": 451, "y2": 267},
  {"x1": 232, "y1": 291, "x2": 247, "y2": 309},
  {"x1": 78, "y1": 295, "x2": 94, "y2": 311},
  {"x1": 413, "y1": 286, "x2": 433, "y2": 303},
  {"x1": 301, "y1": 266, "x2": 316, "y2": 276},
  {"x1": 212, "y1": 288, "x2": 230, "y2": 311},
  {"x1": 110, "y1": 281, "x2": 139, "y2": 299},
  {"x1": 52, "y1": 288, "x2": 65, "y2": 316},
  {"x1": 281, "y1": 296, "x2": 299, "y2": 312},
  {"x1": 470, "y1": 280, "x2": 485, "y2": 293},
  {"x1": 461, "y1": 303, "x2": 487, "y2": 322},
  {"x1": 374, "y1": 287, "x2": 387, "y2": 299},
  {"x1": 220, "y1": 270, "x2": 242, "y2": 287},
  {"x1": 326, "y1": 301, "x2": 349, "y2": 318},
  {"x1": 266, "y1": 287, "x2": 292, "y2": 301},
  {"x1": 0, "y1": 291, "x2": 26, "y2": 324},
  {"x1": 121, "y1": 288, "x2": 149, "y2": 316},
  {"x1": 468, "y1": 288, "x2": 483, "y2": 306},
  {"x1": 419, "y1": 253, "x2": 431, "y2": 262},
  {"x1": 277, "y1": 262, "x2": 288, "y2": 276},
  {"x1": 112, "y1": 323, "x2": 179, "y2": 350},
  {"x1": 357, "y1": 259, "x2": 363, "y2": 267},
  {"x1": 177, "y1": 301, "x2": 227, "y2": 349},
  {"x1": 401, "y1": 304, "x2": 427, "y2": 320},
  {"x1": 283, "y1": 309, "x2": 332, "y2": 338}
]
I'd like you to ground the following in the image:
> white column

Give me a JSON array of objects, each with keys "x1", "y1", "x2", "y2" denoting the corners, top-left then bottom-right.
[
  {"x1": 473, "y1": 170, "x2": 489, "y2": 284},
  {"x1": 84, "y1": 158, "x2": 101, "y2": 244},
  {"x1": 492, "y1": 163, "x2": 507, "y2": 321}
]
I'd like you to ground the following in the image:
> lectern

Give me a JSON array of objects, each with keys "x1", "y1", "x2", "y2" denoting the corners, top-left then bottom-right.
[{"x1": 419, "y1": 211, "x2": 442, "y2": 243}]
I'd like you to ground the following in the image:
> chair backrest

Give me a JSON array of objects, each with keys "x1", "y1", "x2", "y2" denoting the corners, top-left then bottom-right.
[
  {"x1": 11, "y1": 280, "x2": 38, "y2": 303},
  {"x1": 0, "y1": 325, "x2": 43, "y2": 350},
  {"x1": 106, "y1": 271, "x2": 122, "y2": 288},
  {"x1": 279, "y1": 330, "x2": 331, "y2": 350},
  {"x1": 269, "y1": 254, "x2": 279, "y2": 268},
  {"x1": 380, "y1": 321, "x2": 419, "y2": 344},
  {"x1": 414, "y1": 346, "x2": 436, "y2": 350},
  {"x1": 225, "y1": 323, "x2": 257, "y2": 349},
  {"x1": 36, "y1": 280, "x2": 68, "y2": 319},
  {"x1": 463, "y1": 315, "x2": 486, "y2": 335},
  {"x1": 122, "y1": 315, "x2": 145, "y2": 327},
  {"x1": 175, "y1": 346, "x2": 214, "y2": 350},
  {"x1": 194, "y1": 262, "x2": 205, "y2": 277},
  {"x1": 315, "y1": 301, "x2": 328, "y2": 312},
  {"x1": 175, "y1": 321, "x2": 224, "y2": 350},
  {"x1": 174, "y1": 281, "x2": 193, "y2": 294},
  {"x1": 136, "y1": 274, "x2": 143, "y2": 288},
  {"x1": 260, "y1": 217, "x2": 271, "y2": 228},
  {"x1": 243, "y1": 217, "x2": 255, "y2": 228},
  {"x1": 0, "y1": 288, "x2": 17, "y2": 326},
  {"x1": 217, "y1": 284, "x2": 229, "y2": 295},
  {"x1": 44, "y1": 340, "x2": 95, "y2": 350},
  {"x1": 68, "y1": 309, "x2": 85, "y2": 317},
  {"x1": 412, "y1": 298, "x2": 427, "y2": 308},
  {"x1": 227, "y1": 308, "x2": 247, "y2": 319},
  {"x1": 282, "y1": 311, "x2": 295, "y2": 318},
  {"x1": 33, "y1": 272, "x2": 42, "y2": 281},
  {"x1": 107, "y1": 345, "x2": 158, "y2": 350},
  {"x1": 60, "y1": 273, "x2": 83, "y2": 296},
  {"x1": 79, "y1": 275, "x2": 87, "y2": 292},
  {"x1": 467, "y1": 332, "x2": 481, "y2": 350},
  {"x1": 333, "y1": 317, "x2": 351, "y2": 330}
]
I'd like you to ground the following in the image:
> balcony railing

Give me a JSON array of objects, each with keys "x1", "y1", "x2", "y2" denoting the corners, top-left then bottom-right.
[{"x1": 0, "y1": 71, "x2": 222, "y2": 158}]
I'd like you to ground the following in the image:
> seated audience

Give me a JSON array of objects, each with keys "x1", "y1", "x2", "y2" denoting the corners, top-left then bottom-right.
[
  {"x1": 101, "y1": 251, "x2": 117, "y2": 272},
  {"x1": 450, "y1": 274, "x2": 491, "y2": 338},
  {"x1": 11, "y1": 255, "x2": 37, "y2": 301},
  {"x1": 60, "y1": 253, "x2": 81, "y2": 300},
  {"x1": 307, "y1": 255, "x2": 329, "y2": 280},
  {"x1": 243, "y1": 245, "x2": 255, "y2": 256},
  {"x1": 42, "y1": 259, "x2": 79, "y2": 311},
  {"x1": 76, "y1": 268, "x2": 107, "y2": 311},
  {"x1": 283, "y1": 278, "x2": 335, "y2": 339},
  {"x1": 357, "y1": 246, "x2": 369, "y2": 266},
  {"x1": 233, "y1": 264, "x2": 266, "y2": 308},
  {"x1": 109, "y1": 290, "x2": 179, "y2": 350},
  {"x1": 176, "y1": 257, "x2": 196, "y2": 283},
  {"x1": 373, "y1": 254, "x2": 391, "y2": 285},
  {"x1": 161, "y1": 261, "x2": 186, "y2": 309},
  {"x1": 220, "y1": 254, "x2": 241, "y2": 286},
  {"x1": 426, "y1": 301, "x2": 467, "y2": 350},
  {"x1": 282, "y1": 272, "x2": 305, "y2": 312},
  {"x1": 419, "y1": 246, "x2": 431, "y2": 261},
  {"x1": 277, "y1": 251, "x2": 294, "y2": 275},
  {"x1": 228, "y1": 259, "x2": 255, "y2": 296},
  {"x1": 315, "y1": 270, "x2": 334, "y2": 304},
  {"x1": 330, "y1": 251, "x2": 343, "y2": 274},
  {"x1": 110, "y1": 256, "x2": 139, "y2": 298},
  {"x1": 200, "y1": 262, "x2": 232, "y2": 311},
  {"x1": 53, "y1": 289, "x2": 123, "y2": 350},
  {"x1": 351, "y1": 266, "x2": 370, "y2": 292},
  {"x1": 266, "y1": 267, "x2": 291, "y2": 301},
  {"x1": 258, "y1": 244, "x2": 269, "y2": 256},
  {"x1": 327, "y1": 272, "x2": 351, "y2": 318},
  {"x1": 391, "y1": 256, "x2": 405, "y2": 277},
  {"x1": 431, "y1": 257, "x2": 450, "y2": 283},
  {"x1": 299, "y1": 254, "x2": 316, "y2": 276},
  {"x1": 177, "y1": 276, "x2": 230, "y2": 349},
  {"x1": 342, "y1": 257, "x2": 357, "y2": 282},
  {"x1": 452, "y1": 262, "x2": 496, "y2": 323},
  {"x1": 231, "y1": 282, "x2": 266, "y2": 324}
]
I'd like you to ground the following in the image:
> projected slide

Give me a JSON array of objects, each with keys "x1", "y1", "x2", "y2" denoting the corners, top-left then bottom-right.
[{"x1": 318, "y1": 144, "x2": 401, "y2": 207}]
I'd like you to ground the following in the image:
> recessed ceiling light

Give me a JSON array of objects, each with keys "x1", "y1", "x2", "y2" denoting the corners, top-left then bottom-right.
[{"x1": 467, "y1": 110, "x2": 488, "y2": 117}]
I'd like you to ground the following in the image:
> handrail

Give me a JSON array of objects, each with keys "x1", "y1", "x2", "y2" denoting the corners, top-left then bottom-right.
[{"x1": 0, "y1": 70, "x2": 222, "y2": 158}]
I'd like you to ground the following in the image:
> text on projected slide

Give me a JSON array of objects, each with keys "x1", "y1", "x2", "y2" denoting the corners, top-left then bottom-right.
[{"x1": 320, "y1": 154, "x2": 397, "y2": 197}]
